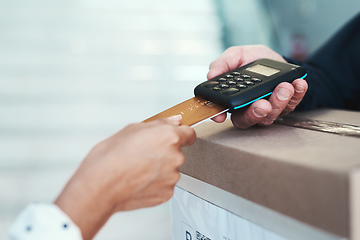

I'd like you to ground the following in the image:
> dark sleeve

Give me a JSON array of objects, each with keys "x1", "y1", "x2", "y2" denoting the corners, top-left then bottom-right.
[{"x1": 286, "y1": 12, "x2": 360, "y2": 111}]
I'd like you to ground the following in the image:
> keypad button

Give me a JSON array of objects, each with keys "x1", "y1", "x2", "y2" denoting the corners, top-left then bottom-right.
[
  {"x1": 203, "y1": 81, "x2": 219, "y2": 88},
  {"x1": 236, "y1": 84, "x2": 247, "y2": 89},
  {"x1": 227, "y1": 80, "x2": 237, "y2": 85},
  {"x1": 223, "y1": 88, "x2": 240, "y2": 95},
  {"x1": 234, "y1": 77, "x2": 244, "y2": 81},
  {"x1": 212, "y1": 87, "x2": 222, "y2": 91},
  {"x1": 219, "y1": 84, "x2": 229, "y2": 88},
  {"x1": 244, "y1": 80, "x2": 255, "y2": 85},
  {"x1": 242, "y1": 74, "x2": 251, "y2": 79},
  {"x1": 226, "y1": 74, "x2": 234, "y2": 78},
  {"x1": 218, "y1": 77, "x2": 227, "y2": 82},
  {"x1": 232, "y1": 72, "x2": 241, "y2": 75},
  {"x1": 251, "y1": 77, "x2": 262, "y2": 82}
]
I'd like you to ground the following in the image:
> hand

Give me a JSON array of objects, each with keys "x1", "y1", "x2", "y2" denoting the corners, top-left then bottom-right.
[
  {"x1": 208, "y1": 45, "x2": 308, "y2": 129},
  {"x1": 54, "y1": 116, "x2": 196, "y2": 240}
]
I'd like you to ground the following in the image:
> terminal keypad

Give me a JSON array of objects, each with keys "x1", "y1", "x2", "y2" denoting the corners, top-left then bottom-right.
[{"x1": 203, "y1": 71, "x2": 263, "y2": 96}]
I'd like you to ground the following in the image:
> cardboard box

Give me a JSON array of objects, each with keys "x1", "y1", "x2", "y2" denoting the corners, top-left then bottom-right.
[{"x1": 175, "y1": 109, "x2": 360, "y2": 240}]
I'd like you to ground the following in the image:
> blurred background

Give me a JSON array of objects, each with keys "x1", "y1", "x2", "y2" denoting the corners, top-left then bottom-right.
[{"x1": 0, "y1": 0, "x2": 359, "y2": 239}]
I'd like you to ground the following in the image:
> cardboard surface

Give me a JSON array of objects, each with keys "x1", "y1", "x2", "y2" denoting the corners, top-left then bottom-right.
[
  {"x1": 180, "y1": 109, "x2": 360, "y2": 238},
  {"x1": 172, "y1": 186, "x2": 290, "y2": 240},
  {"x1": 176, "y1": 175, "x2": 343, "y2": 240}
]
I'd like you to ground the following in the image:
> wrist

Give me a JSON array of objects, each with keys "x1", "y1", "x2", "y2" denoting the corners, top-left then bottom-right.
[{"x1": 54, "y1": 166, "x2": 116, "y2": 240}]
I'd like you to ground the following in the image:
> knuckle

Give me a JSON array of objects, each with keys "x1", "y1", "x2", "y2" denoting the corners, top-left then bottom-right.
[
  {"x1": 291, "y1": 92, "x2": 303, "y2": 101},
  {"x1": 161, "y1": 189, "x2": 175, "y2": 203},
  {"x1": 284, "y1": 107, "x2": 296, "y2": 115},
  {"x1": 287, "y1": 105, "x2": 296, "y2": 112},
  {"x1": 231, "y1": 118, "x2": 250, "y2": 129},
  {"x1": 168, "y1": 171, "x2": 181, "y2": 185},
  {"x1": 174, "y1": 172, "x2": 181, "y2": 182},
  {"x1": 167, "y1": 133, "x2": 181, "y2": 145},
  {"x1": 165, "y1": 130, "x2": 181, "y2": 145},
  {"x1": 259, "y1": 112, "x2": 278, "y2": 126},
  {"x1": 230, "y1": 113, "x2": 250, "y2": 129},
  {"x1": 174, "y1": 153, "x2": 185, "y2": 167},
  {"x1": 287, "y1": 98, "x2": 298, "y2": 108}
]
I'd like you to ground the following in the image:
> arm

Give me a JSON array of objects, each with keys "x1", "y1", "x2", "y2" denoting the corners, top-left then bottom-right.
[
  {"x1": 17, "y1": 116, "x2": 194, "y2": 240},
  {"x1": 288, "y1": 13, "x2": 360, "y2": 111}
]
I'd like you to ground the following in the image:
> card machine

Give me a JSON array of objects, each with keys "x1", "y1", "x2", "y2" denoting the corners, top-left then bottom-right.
[{"x1": 194, "y1": 58, "x2": 307, "y2": 112}]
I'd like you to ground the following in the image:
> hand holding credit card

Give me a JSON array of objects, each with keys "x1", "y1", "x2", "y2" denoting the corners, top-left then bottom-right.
[{"x1": 143, "y1": 59, "x2": 307, "y2": 126}]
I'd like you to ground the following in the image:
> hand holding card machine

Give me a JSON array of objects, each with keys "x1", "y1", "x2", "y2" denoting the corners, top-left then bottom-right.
[
  {"x1": 194, "y1": 58, "x2": 307, "y2": 112},
  {"x1": 143, "y1": 58, "x2": 307, "y2": 126}
]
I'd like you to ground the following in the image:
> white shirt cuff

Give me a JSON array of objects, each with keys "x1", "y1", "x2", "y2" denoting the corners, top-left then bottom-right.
[{"x1": 7, "y1": 203, "x2": 82, "y2": 240}]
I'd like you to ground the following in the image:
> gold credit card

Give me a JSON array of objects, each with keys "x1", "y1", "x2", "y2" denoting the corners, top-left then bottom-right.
[{"x1": 143, "y1": 96, "x2": 228, "y2": 126}]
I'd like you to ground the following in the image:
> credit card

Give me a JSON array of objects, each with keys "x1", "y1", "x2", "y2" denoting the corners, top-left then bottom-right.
[{"x1": 142, "y1": 96, "x2": 228, "y2": 126}]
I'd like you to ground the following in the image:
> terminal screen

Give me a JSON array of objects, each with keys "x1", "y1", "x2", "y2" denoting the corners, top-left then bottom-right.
[{"x1": 246, "y1": 64, "x2": 280, "y2": 76}]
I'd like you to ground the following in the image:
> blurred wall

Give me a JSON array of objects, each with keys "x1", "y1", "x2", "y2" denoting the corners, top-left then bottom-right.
[
  {"x1": 215, "y1": 0, "x2": 360, "y2": 59},
  {"x1": 263, "y1": 0, "x2": 360, "y2": 59},
  {"x1": 213, "y1": 0, "x2": 273, "y2": 49},
  {"x1": 0, "y1": 0, "x2": 222, "y2": 239}
]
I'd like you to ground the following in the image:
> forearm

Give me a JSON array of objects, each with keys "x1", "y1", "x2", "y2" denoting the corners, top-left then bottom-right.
[
  {"x1": 285, "y1": 58, "x2": 343, "y2": 111},
  {"x1": 54, "y1": 166, "x2": 117, "y2": 240},
  {"x1": 286, "y1": 13, "x2": 360, "y2": 111},
  {"x1": 54, "y1": 119, "x2": 195, "y2": 239}
]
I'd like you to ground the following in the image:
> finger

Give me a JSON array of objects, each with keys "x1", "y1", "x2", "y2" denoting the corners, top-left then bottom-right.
[
  {"x1": 211, "y1": 112, "x2": 227, "y2": 123},
  {"x1": 175, "y1": 126, "x2": 196, "y2": 146},
  {"x1": 166, "y1": 115, "x2": 182, "y2": 126},
  {"x1": 259, "y1": 82, "x2": 294, "y2": 126},
  {"x1": 281, "y1": 79, "x2": 308, "y2": 116},
  {"x1": 230, "y1": 99, "x2": 272, "y2": 129},
  {"x1": 207, "y1": 59, "x2": 231, "y2": 80},
  {"x1": 207, "y1": 46, "x2": 243, "y2": 79}
]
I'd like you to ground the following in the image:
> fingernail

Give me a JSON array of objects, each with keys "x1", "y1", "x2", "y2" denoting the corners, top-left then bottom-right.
[
  {"x1": 253, "y1": 107, "x2": 267, "y2": 118},
  {"x1": 167, "y1": 115, "x2": 182, "y2": 122},
  {"x1": 277, "y1": 88, "x2": 291, "y2": 101},
  {"x1": 295, "y1": 85, "x2": 305, "y2": 93}
]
